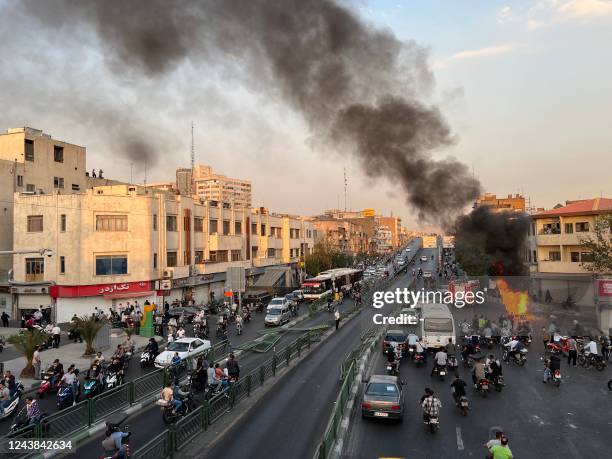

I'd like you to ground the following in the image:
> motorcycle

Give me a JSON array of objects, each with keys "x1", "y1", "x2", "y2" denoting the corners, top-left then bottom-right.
[
  {"x1": 10, "y1": 405, "x2": 47, "y2": 432},
  {"x1": 476, "y1": 378, "x2": 489, "y2": 398},
  {"x1": 489, "y1": 374, "x2": 504, "y2": 392},
  {"x1": 431, "y1": 364, "x2": 446, "y2": 381},
  {"x1": 140, "y1": 350, "x2": 155, "y2": 369},
  {"x1": 242, "y1": 311, "x2": 251, "y2": 323},
  {"x1": 101, "y1": 420, "x2": 131, "y2": 459},
  {"x1": 424, "y1": 415, "x2": 439, "y2": 433},
  {"x1": 83, "y1": 373, "x2": 102, "y2": 399},
  {"x1": 57, "y1": 384, "x2": 74, "y2": 410},
  {"x1": 455, "y1": 395, "x2": 469, "y2": 416},
  {"x1": 37, "y1": 371, "x2": 62, "y2": 398},
  {"x1": 386, "y1": 358, "x2": 400, "y2": 376},
  {"x1": 578, "y1": 352, "x2": 606, "y2": 371},
  {"x1": 412, "y1": 352, "x2": 425, "y2": 367},
  {"x1": 502, "y1": 348, "x2": 528, "y2": 366},
  {"x1": 105, "y1": 371, "x2": 123, "y2": 390},
  {"x1": 552, "y1": 369, "x2": 562, "y2": 387},
  {"x1": 157, "y1": 388, "x2": 196, "y2": 424},
  {"x1": 236, "y1": 321, "x2": 243, "y2": 336},
  {"x1": 446, "y1": 355, "x2": 458, "y2": 374},
  {"x1": 0, "y1": 382, "x2": 24, "y2": 421}
]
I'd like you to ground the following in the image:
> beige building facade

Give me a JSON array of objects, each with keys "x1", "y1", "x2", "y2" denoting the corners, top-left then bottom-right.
[
  {"x1": 192, "y1": 165, "x2": 252, "y2": 208},
  {"x1": 0, "y1": 127, "x2": 87, "y2": 278},
  {"x1": 12, "y1": 185, "x2": 313, "y2": 322}
]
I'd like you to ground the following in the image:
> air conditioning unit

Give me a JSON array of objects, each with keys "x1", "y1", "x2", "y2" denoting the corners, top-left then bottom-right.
[{"x1": 162, "y1": 269, "x2": 174, "y2": 279}]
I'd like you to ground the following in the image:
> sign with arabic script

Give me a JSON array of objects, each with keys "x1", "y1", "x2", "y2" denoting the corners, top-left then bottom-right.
[{"x1": 50, "y1": 281, "x2": 153, "y2": 298}]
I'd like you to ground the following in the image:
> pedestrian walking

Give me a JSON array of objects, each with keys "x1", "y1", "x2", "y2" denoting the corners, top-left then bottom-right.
[
  {"x1": 567, "y1": 337, "x2": 578, "y2": 366},
  {"x1": 51, "y1": 323, "x2": 61, "y2": 348},
  {"x1": 1, "y1": 311, "x2": 9, "y2": 327},
  {"x1": 33, "y1": 346, "x2": 42, "y2": 379},
  {"x1": 334, "y1": 309, "x2": 341, "y2": 330}
]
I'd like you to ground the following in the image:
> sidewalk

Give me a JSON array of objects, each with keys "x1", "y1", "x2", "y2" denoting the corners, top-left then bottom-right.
[
  {"x1": 2, "y1": 329, "x2": 154, "y2": 391},
  {"x1": 530, "y1": 300, "x2": 601, "y2": 335}
]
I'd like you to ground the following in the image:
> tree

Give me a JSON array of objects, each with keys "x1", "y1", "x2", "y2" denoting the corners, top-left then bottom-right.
[
  {"x1": 579, "y1": 214, "x2": 612, "y2": 273},
  {"x1": 7, "y1": 330, "x2": 47, "y2": 378},
  {"x1": 304, "y1": 239, "x2": 354, "y2": 276},
  {"x1": 74, "y1": 315, "x2": 108, "y2": 355}
]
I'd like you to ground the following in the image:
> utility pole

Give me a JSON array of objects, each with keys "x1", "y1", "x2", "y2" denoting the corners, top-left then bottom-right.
[
  {"x1": 191, "y1": 121, "x2": 195, "y2": 195},
  {"x1": 343, "y1": 167, "x2": 347, "y2": 212}
]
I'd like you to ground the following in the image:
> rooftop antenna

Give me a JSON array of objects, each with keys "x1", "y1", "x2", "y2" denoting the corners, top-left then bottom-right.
[
  {"x1": 130, "y1": 163, "x2": 134, "y2": 184},
  {"x1": 144, "y1": 159, "x2": 147, "y2": 188},
  {"x1": 343, "y1": 167, "x2": 348, "y2": 212},
  {"x1": 190, "y1": 121, "x2": 195, "y2": 195}
]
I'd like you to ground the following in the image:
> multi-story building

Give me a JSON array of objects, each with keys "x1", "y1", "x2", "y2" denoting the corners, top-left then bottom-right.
[
  {"x1": 12, "y1": 185, "x2": 314, "y2": 322},
  {"x1": 311, "y1": 218, "x2": 371, "y2": 254},
  {"x1": 191, "y1": 165, "x2": 252, "y2": 208},
  {"x1": 176, "y1": 168, "x2": 193, "y2": 195},
  {"x1": 378, "y1": 215, "x2": 402, "y2": 248},
  {"x1": 0, "y1": 128, "x2": 88, "y2": 314},
  {"x1": 530, "y1": 197, "x2": 612, "y2": 331},
  {"x1": 475, "y1": 193, "x2": 525, "y2": 212}
]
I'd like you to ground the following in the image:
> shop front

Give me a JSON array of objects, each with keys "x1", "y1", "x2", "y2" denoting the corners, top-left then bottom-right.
[
  {"x1": 11, "y1": 284, "x2": 54, "y2": 323},
  {"x1": 50, "y1": 280, "x2": 158, "y2": 323}
]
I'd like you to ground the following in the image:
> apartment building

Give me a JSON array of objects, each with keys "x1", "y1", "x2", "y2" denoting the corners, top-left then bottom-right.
[
  {"x1": 12, "y1": 185, "x2": 314, "y2": 322},
  {"x1": 378, "y1": 215, "x2": 402, "y2": 248},
  {"x1": 0, "y1": 127, "x2": 87, "y2": 286},
  {"x1": 311, "y1": 218, "x2": 371, "y2": 254},
  {"x1": 192, "y1": 165, "x2": 252, "y2": 208},
  {"x1": 530, "y1": 197, "x2": 612, "y2": 331},
  {"x1": 475, "y1": 193, "x2": 525, "y2": 212}
]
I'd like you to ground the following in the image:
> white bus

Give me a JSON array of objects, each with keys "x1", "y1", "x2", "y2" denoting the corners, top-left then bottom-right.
[
  {"x1": 420, "y1": 303, "x2": 456, "y2": 350},
  {"x1": 301, "y1": 268, "x2": 363, "y2": 300}
]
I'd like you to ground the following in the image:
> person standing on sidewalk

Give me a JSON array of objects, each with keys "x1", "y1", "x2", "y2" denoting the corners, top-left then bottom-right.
[
  {"x1": 226, "y1": 353, "x2": 240, "y2": 381},
  {"x1": 567, "y1": 337, "x2": 578, "y2": 366},
  {"x1": 1, "y1": 311, "x2": 9, "y2": 327},
  {"x1": 334, "y1": 309, "x2": 341, "y2": 330},
  {"x1": 33, "y1": 346, "x2": 42, "y2": 379},
  {"x1": 51, "y1": 323, "x2": 61, "y2": 348}
]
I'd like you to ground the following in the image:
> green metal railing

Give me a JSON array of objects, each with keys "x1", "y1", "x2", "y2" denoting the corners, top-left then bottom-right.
[{"x1": 131, "y1": 329, "x2": 324, "y2": 458}]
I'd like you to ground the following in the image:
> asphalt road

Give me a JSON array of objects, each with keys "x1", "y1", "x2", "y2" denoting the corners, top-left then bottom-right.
[
  {"x1": 344, "y1": 296, "x2": 612, "y2": 457},
  {"x1": 202, "y1": 242, "x2": 430, "y2": 459}
]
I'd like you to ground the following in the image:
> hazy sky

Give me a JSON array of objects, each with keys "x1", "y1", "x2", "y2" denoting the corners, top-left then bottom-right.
[{"x1": 0, "y1": 0, "x2": 610, "y2": 229}]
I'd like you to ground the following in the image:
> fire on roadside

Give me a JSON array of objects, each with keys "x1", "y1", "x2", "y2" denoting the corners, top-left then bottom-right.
[{"x1": 496, "y1": 279, "x2": 531, "y2": 319}]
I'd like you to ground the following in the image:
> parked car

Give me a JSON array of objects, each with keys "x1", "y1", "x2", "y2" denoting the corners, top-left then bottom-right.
[
  {"x1": 243, "y1": 290, "x2": 273, "y2": 310},
  {"x1": 154, "y1": 338, "x2": 211, "y2": 368},
  {"x1": 166, "y1": 307, "x2": 199, "y2": 323},
  {"x1": 361, "y1": 375, "x2": 405, "y2": 420}
]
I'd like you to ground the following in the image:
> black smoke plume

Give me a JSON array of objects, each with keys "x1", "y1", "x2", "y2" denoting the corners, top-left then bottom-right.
[
  {"x1": 19, "y1": 0, "x2": 480, "y2": 224},
  {"x1": 453, "y1": 206, "x2": 530, "y2": 277}
]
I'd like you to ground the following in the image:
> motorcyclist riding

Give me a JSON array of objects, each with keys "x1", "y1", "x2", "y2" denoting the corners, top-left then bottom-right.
[
  {"x1": 420, "y1": 388, "x2": 442, "y2": 422},
  {"x1": 450, "y1": 375, "x2": 467, "y2": 404},
  {"x1": 504, "y1": 337, "x2": 521, "y2": 362},
  {"x1": 431, "y1": 349, "x2": 448, "y2": 376},
  {"x1": 543, "y1": 353, "x2": 561, "y2": 383},
  {"x1": 145, "y1": 338, "x2": 159, "y2": 359},
  {"x1": 472, "y1": 357, "x2": 487, "y2": 388}
]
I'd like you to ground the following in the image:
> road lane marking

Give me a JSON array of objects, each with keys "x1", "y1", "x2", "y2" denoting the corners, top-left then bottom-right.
[
  {"x1": 529, "y1": 386, "x2": 543, "y2": 401},
  {"x1": 456, "y1": 426, "x2": 464, "y2": 450}
]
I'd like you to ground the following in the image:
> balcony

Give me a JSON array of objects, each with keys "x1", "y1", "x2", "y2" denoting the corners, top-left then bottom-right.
[
  {"x1": 538, "y1": 261, "x2": 590, "y2": 274},
  {"x1": 25, "y1": 274, "x2": 45, "y2": 283},
  {"x1": 536, "y1": 232, "x2": 587, "y2": 246},
  {"x1": 208, "y1": 234, "x2": 243, "y2": 251},
  {"x1": 253, "y1": 257, "x2": 283, "y2": 267}
]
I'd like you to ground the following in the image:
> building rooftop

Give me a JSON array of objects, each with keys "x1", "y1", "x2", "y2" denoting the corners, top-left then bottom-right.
[{"x1": 535, "y1": 198, "x2": 612, "y2": 217}]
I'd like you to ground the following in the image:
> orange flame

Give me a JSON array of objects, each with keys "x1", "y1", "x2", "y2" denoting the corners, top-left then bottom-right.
[{"x1": 496, "y1": 279, "x2": 530, "y2": 319}]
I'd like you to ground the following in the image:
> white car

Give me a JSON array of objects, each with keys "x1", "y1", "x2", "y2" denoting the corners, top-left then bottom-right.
[
  {"x1": 292, "y1": 290, "x2": 305, "y2": 302},
  {"x1": 154, "y1": 337, "x2": 211, "y2": 368},
  {"x1": 420, "y1": 256, "x2": 428, "y2": 262},
  {"x1": 268, "y1": 297, "x2": 290, "y2": 309}
]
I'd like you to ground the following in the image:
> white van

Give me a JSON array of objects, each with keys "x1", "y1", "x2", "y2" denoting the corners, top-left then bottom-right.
[
  {"x1": 420, "y1": 303, "x2": 455, "y2": 350},
  {"x1": 265, "y1": 304, "x2": 291, "y2": 326}
]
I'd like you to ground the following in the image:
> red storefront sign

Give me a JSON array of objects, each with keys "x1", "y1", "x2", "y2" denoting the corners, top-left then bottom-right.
[
  {"x1": 599, "y1": 279, "x2": 612, "y2": 297},
  {"x1": 50, "y1": 281, "x2": 153, "y2": 298}
]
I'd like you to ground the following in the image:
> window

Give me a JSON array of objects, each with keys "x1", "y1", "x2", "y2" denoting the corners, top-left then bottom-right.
[
  {"x1": 25, "y1": 139, "x2": 34, "y2": 161},
  {"x1": 153, "y1": 253, "x2": 158, "y2": 269},
  {"x1": 60, "y1": 214, "x2": 66, "y2": 232},
  {"x1": 96, "y1": 215, "x2": 128, "y2": 231},
  {"x1": 194, "y1": 217, "x2": 204, "y2": 232},
  {"x1": 209, "y1": 250, "x2": 228, "y2": 262},
  {"x1": 209, "y1": 219, "x2": 218, "y2": 234},
  {"x1": 71, "y1": 184, "x2": 80, "y2": 191},
  {"x1": 166, "y1": 251, "x2": 178, "y2": 267},
  {"x1": 252, "y1": 246, "x2": 258, "y2": 258},
  {"x1": 564, "y1": 223, "x2": 573, "y2": 234},
  {"x1": 166, "y1": 215, "x2": 177, "y2": 231},
  {"x1": 59, "y1": 256, "x2": 65, "y2": 274},
  {"x1": 231, "y1": 250, "x2": 242, "y2": 261},
  {"x1": 251, "y1": 223, "x2": 257, "y2": 235},
  {"x1": 533, "y1": 250, "x2": 537, "y2": 263},
  {"x1": 53, "y1": 176, "x2": 64, "y2": 189},
  {"x1": 17, "y1": 175, "x2": 23, "y2": 187},
  {"x1": 26, "y1": 184, "x2": 35, "y2": 192},
  {"x1": 580, "y1": 252, "x2": 594, "y2": 262},
  {"x1": 223, "y1": 220, "x2": 230, "y2": 235},
  {"x1": 95, "y1": 255, "x2": 128, "y2": 275},
  {"x1": 576, "y1": 222, "x2": 590, "y2": 232},
  {"x1": 195, "y1": 250, "x2": 204, "y2": 264},
  {"x1": 235, "y1": 221, "x2": 242, "y2": 234},
  {"x1": 54, "y1": 145, "x2": 64, "y2": 163},
  {"x1": 571, "y1": 252, "x2": 580, "y2": 262},
  {"x1": 26, "y1": 258, "x2": 44, "y2": 275},
  {"x1": 27, "y1": 215, "x2": 43, "y2": 232},
  {"x1": 549, "y1": 251, "x2": 561, "y2": 261},
  {"x1": 261, "y1": 224, "x2": 266, "y2": 236},
  {"x1": 153, "y1": 214, "x2": 158, "y2": 231},
  {"x1": 267, "y1": 248, "x2": 276, "y2": 258}
]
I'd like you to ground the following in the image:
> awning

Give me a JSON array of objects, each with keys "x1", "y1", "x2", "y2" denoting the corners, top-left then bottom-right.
[{"x1": 103, "y1": 291, "x2": 157, "y2": 299}]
